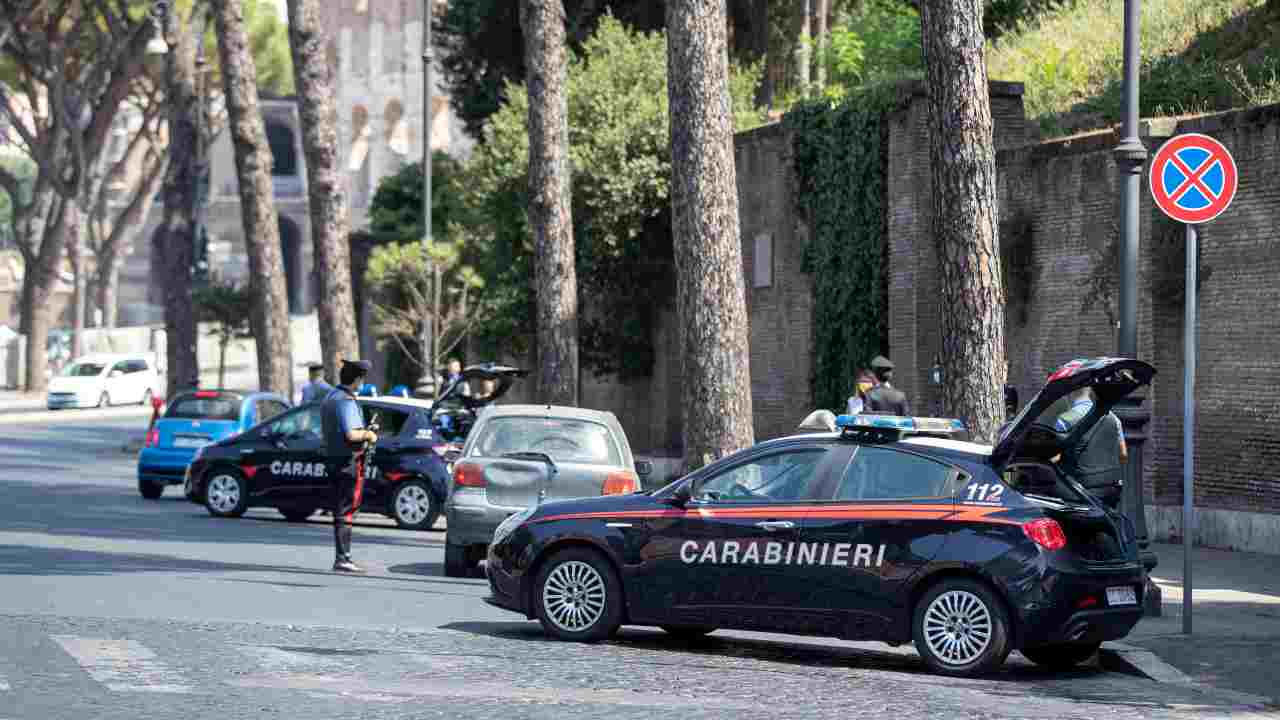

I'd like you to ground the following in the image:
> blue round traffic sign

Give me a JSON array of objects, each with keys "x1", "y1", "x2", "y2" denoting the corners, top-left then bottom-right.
[{"x1": 1149, "y1": 133, "x2": 1238, "y2": 224}]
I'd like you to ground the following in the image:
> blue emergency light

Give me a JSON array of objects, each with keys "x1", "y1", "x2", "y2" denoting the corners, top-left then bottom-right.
[{"x1": 835, "y1": 414, "x2": 965, "y2": 434}]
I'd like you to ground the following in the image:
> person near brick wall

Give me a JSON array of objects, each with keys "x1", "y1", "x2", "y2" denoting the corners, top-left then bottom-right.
[
  {"x1": 846, "y1": 369, "x2": 879, "y2": 415},
  {"x1": 1052, "y1": 387, "x2": 1127, "y2": 510},
  {"x1": 864, "y1": 356, "x2": 910, "y2": 416}
]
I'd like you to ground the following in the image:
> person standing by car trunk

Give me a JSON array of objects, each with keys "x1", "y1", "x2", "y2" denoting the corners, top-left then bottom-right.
[
  {"x1": 321, "y1": 359, "x2": 379, "y2": 572},
  {"x1": 1054, "y1": 387, "x2": 1127, "y2": 510}
]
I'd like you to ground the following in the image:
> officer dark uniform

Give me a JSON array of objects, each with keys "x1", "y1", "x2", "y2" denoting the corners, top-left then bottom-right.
[
  {"x1": 321, "y1": 359, "x2": 378, "y2": 573},
  {"x1": 1055, "y1": 390, "x2": 1127, "y2": 510},
  {"x1": 864, "y1": 356, "x2": 910, "y2": 416}
]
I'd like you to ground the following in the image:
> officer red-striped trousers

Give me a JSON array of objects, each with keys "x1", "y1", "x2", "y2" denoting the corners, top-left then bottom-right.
[{"x1": 332, "y1": 454, "x2": 366, "y2": 562}]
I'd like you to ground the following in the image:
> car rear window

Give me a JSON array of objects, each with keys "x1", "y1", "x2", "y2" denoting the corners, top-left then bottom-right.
[
  {"x1": 165, "y1": 395, "x2": 241, "y2": 421},
  {"x1": 470, "y1": 416, "x2": 622, "y2": 466}
]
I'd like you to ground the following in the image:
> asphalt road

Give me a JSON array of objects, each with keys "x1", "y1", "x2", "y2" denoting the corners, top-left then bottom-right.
[{"x1": 0, "y1": 411, "x2": 1268, "y2": 719}]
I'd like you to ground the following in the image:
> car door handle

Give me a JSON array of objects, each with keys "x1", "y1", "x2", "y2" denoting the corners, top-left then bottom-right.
[{"x1": 755, "y1": 521, "x2": 795, "y2": 532}]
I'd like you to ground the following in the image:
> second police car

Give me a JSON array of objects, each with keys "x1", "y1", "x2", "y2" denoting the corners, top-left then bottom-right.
[
  {"x1": 484, "y1": 357, "x2": 1155, "y2": 677},
  {"x1": 183, "y1": 365, "x2": 526, "y2": 529}
]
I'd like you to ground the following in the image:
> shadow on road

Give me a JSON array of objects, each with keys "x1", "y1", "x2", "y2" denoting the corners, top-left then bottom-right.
[
  {"x1": 438, "y1": 620, "x2": 1234, "y2": 713},
  {"x1": 0, "y1": 543, "x2": 489, "y2": 591},
  {"x1": 0, "y1": 479, "x2": 441, "y2": 551}
]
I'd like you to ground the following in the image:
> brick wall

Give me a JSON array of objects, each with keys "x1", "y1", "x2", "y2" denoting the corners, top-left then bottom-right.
[
  {"x1": 890, "y1": 92, "x2": 1280, "y2": 517},
  {"x1": 887, "y1": 81, "x2": 1033, "y2": 413},
  {"x1": 1146, "y1": 106, "x2": 1280, "y2": 514}
]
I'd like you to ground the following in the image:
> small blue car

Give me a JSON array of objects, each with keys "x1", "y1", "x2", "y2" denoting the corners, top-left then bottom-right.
[{"x1": 137, "y1": 389, "x2": 290, "y2": 499}]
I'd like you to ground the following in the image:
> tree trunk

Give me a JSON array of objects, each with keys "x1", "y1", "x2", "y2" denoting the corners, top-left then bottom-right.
[
  {"x1": 96, "y1": 248, "x2": 123, "y2": 329},
  {"x1": 68, "y1": 210, "x2": 86, "y2": 358},
  {"x1": 285, "y1": 0, "x2": 359, "y2": 383},
  {"x1": 793, "y1": 0, "x2": 811, "y2": 98},
  {"x1": 920, "y1": 0, "x2": 1007, "y2": 443},
  {"x1": 212, "y1": 0, "x2": 295, "y2": 397},
  {"x1": 666, "y1": 0, "x2": 755, "y2": 471},
  {"x1": 520, "y1": 0, "x2": 579, "y2": 407},
  {"x1": 814, "y1": 0, "x2": 829, "y2": 90},
  {"x1": 19, "y1": 189, "x2": 69, "y2": 392},
  {"x1": 158, "y1": 9, "x2": 203, "y2": 398},
  {"x1": 218, "y1": 336, "x2": 229, "y2": 388}
]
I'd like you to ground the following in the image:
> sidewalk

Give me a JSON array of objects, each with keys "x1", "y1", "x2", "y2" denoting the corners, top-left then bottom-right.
[
  {"x1": 0, "y1": 389, "x2": 47, "y2": 414},
  {"x1": 1109, "y1": 542, "x2": 1280, "y2": 708}
]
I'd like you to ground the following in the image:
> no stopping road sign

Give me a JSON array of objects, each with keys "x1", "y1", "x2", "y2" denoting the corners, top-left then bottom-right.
[{"x1": 1149, "y1": 133, "x2": 1238, "y2": 224}]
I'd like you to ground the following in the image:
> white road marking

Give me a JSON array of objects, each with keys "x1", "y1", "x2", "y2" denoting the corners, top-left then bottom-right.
[{"x1": 52, "y1": 636, "x2": 192, "y2": 693}]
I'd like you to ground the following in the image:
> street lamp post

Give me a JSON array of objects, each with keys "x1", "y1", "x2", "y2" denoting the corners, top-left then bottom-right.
[
  {"x1": 192, "y1": 33, "x2": 210, "y2": 287},
  {"x1": 415, "y1": 0, "x2": 438, "y2": 400},
  {"x1": 1112, "y1": 0, "x2": 1161, "y2": 611}
]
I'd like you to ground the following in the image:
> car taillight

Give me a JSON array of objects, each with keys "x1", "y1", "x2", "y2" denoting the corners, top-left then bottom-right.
[
  {"x1": 453, "y1": 462, "x2": 486, "y2": 488},
  {"x1": 144, "y1": 428, "x2": 159, "y2": 448},
  {"x1": 1022, "y1": 518, "x2": 1067, "y2": 551},
  {"x1": 602, "y1": 470, "x2": 638, "y2": 496},
  {"x1": 194, "y1": 390, "x2": 220, "y2": 398}
]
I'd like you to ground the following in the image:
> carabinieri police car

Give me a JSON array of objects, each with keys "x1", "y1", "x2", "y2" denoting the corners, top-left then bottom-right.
[{"x1": 484, "y1": 357, "x2": 1156, "y2": 677}]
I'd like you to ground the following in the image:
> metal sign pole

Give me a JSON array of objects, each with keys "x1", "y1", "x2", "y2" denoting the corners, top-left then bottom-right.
[{"x1": 1182, "y1": 222, "x2": 1197, "y2": 635}]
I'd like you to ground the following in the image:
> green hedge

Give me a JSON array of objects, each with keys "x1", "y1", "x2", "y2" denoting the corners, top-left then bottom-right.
[{"x1": 783, "y1": 85, "x2": 899, "y2": 412}]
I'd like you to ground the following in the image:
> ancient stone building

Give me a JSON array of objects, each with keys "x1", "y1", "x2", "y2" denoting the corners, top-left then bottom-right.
[{"x1": 320, "y1": 0, "x2": 472, "y2": 227}]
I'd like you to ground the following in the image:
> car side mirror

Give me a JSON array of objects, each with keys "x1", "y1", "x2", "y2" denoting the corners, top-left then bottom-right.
[
  {"x1": 666, "y1": 481, "x2": 692, "y2": 507},
  {"x1": 635, "y1": 460, "x2": 653, "y2": 477}
]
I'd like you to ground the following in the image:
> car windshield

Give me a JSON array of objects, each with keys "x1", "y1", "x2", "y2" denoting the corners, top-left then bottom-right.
[
  {"x1": 62, "y1": 362, "x2": 104, "y2": 377},
  {"x1": 470, "y1": 416, "x2": 621, "y2": 466},
  {"x1": 165, "y1": 395, "x2": 241, "y2": 421}
]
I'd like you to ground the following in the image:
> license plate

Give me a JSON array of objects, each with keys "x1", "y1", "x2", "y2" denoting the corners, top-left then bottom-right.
[
  {"x1": 173, "y1": 437, "x2": 209, "y2": 448},
  {"x1": 1106, "y1": 585, "x2": 1137, "y2": 606}
]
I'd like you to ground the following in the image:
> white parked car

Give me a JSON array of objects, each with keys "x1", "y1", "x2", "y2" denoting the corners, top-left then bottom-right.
[{"x1": 46, "y1": 354, "x2": 160, "y2": 409}]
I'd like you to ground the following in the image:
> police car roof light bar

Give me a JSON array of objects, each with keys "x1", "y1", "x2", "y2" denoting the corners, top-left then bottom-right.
[{"x1": 834, "y1": 414, "x2": 966, "y2": 434}]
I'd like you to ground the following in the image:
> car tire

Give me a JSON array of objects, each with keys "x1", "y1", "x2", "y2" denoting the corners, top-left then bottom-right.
[
  {"x1": 140, "y1": 389, "x2": 153, "y2": 407},
  {"x1": 533, "y1": 547, "x2": 624, "y2": 643},
  {"x1": 912, "y1": 578, "x2": 1012, "y2": 678},
  {"x1": 204, "y1": 469, "x2": 249, "y2": 518},
  {"x1": 444, "y1": 541, "x2": 475, "y2": 577},
  {"x1": 1020, "y1": 642, "x2": 1102, "y2": 670},
  {"x1": 279, "y1": 507, "x2": 315, "y2": 523},
  {"x1": 138, "y1": 479, "x2": 164, "y2": 500},
  {"x1": 390, "y1": 480, "x2": 440, "y2": 531},
  {"x1": 660, "y1": 625, "x2": 716, "y2": 639},
  {"x1": 97, "y1": 391, "x2": 110, "y2": 408}
]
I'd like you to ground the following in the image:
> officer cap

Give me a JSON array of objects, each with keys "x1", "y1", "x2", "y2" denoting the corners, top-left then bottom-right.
[
  {"x1": 307, "y1": 362, "x2": 324, "y2": 372},
  {"x1": 342, "y1": 359, "x2": 372, "y2": 373},
  {"x1": 870, "y1": 355, "x2": 894, "y2": 371}
]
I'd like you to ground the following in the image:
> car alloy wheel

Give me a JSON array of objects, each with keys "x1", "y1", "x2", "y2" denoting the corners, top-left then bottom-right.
[
  {"x1": 543, "y1": 560, "x2": 606, "y2": 633},
  {"x1": 205, "y1": 472, "x2": 247, "y2": 517},
  {"x1": 923, "y1": 590, "x2": 993, "y2": 666},
  {"x1": 533, "y1": 548, "x2": 623, "y2": 643},
  {"x1": 912, "y1": 578, "x2": 1010, "y2": 677},
  {"x1": 392, "y1": 481, "x2": 439, "y2": 530}
]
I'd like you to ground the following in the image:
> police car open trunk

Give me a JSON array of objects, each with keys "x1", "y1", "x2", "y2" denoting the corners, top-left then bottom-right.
[{"x1": 991, "y1": 358, "x2": 1156, "y2": 563}]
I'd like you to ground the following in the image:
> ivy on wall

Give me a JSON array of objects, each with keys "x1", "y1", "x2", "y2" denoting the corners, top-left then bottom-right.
[{"x1": 783, "y1": 85, "x2": 899, "y2": 412}]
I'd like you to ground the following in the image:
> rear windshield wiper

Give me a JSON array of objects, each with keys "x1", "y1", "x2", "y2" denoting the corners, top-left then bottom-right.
[
  {"x1": 501, "y1": 452, "x2": 559, "y2": 476},
  {"x1": 502, "y1": 452, "x2": 558, "y2": 504}
]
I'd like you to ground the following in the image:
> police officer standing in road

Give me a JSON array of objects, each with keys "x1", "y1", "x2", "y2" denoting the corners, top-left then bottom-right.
[
  {"x1": 299, "y1": 362, "x2": 333, "y2": 404},
  {"x1": 864, "y1": 356, "x2": 910, "y2": 416},
  {"x1": 321, "y1": 359, "x2": 379, "y2": 573}
]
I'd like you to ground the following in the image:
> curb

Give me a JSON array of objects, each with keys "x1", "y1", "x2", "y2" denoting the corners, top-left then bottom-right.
[
  {"x1": 1099, "y1": 642, "x2": 1276, "y2": 709},
  {"x1": 0, "y1": 406, "x2": 152, "y2": 425}
]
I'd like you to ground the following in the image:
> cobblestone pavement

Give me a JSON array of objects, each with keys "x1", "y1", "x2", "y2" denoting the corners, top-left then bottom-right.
[{"x1": 0, "y1": 613, "x2": 1268, "y2": 720}]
